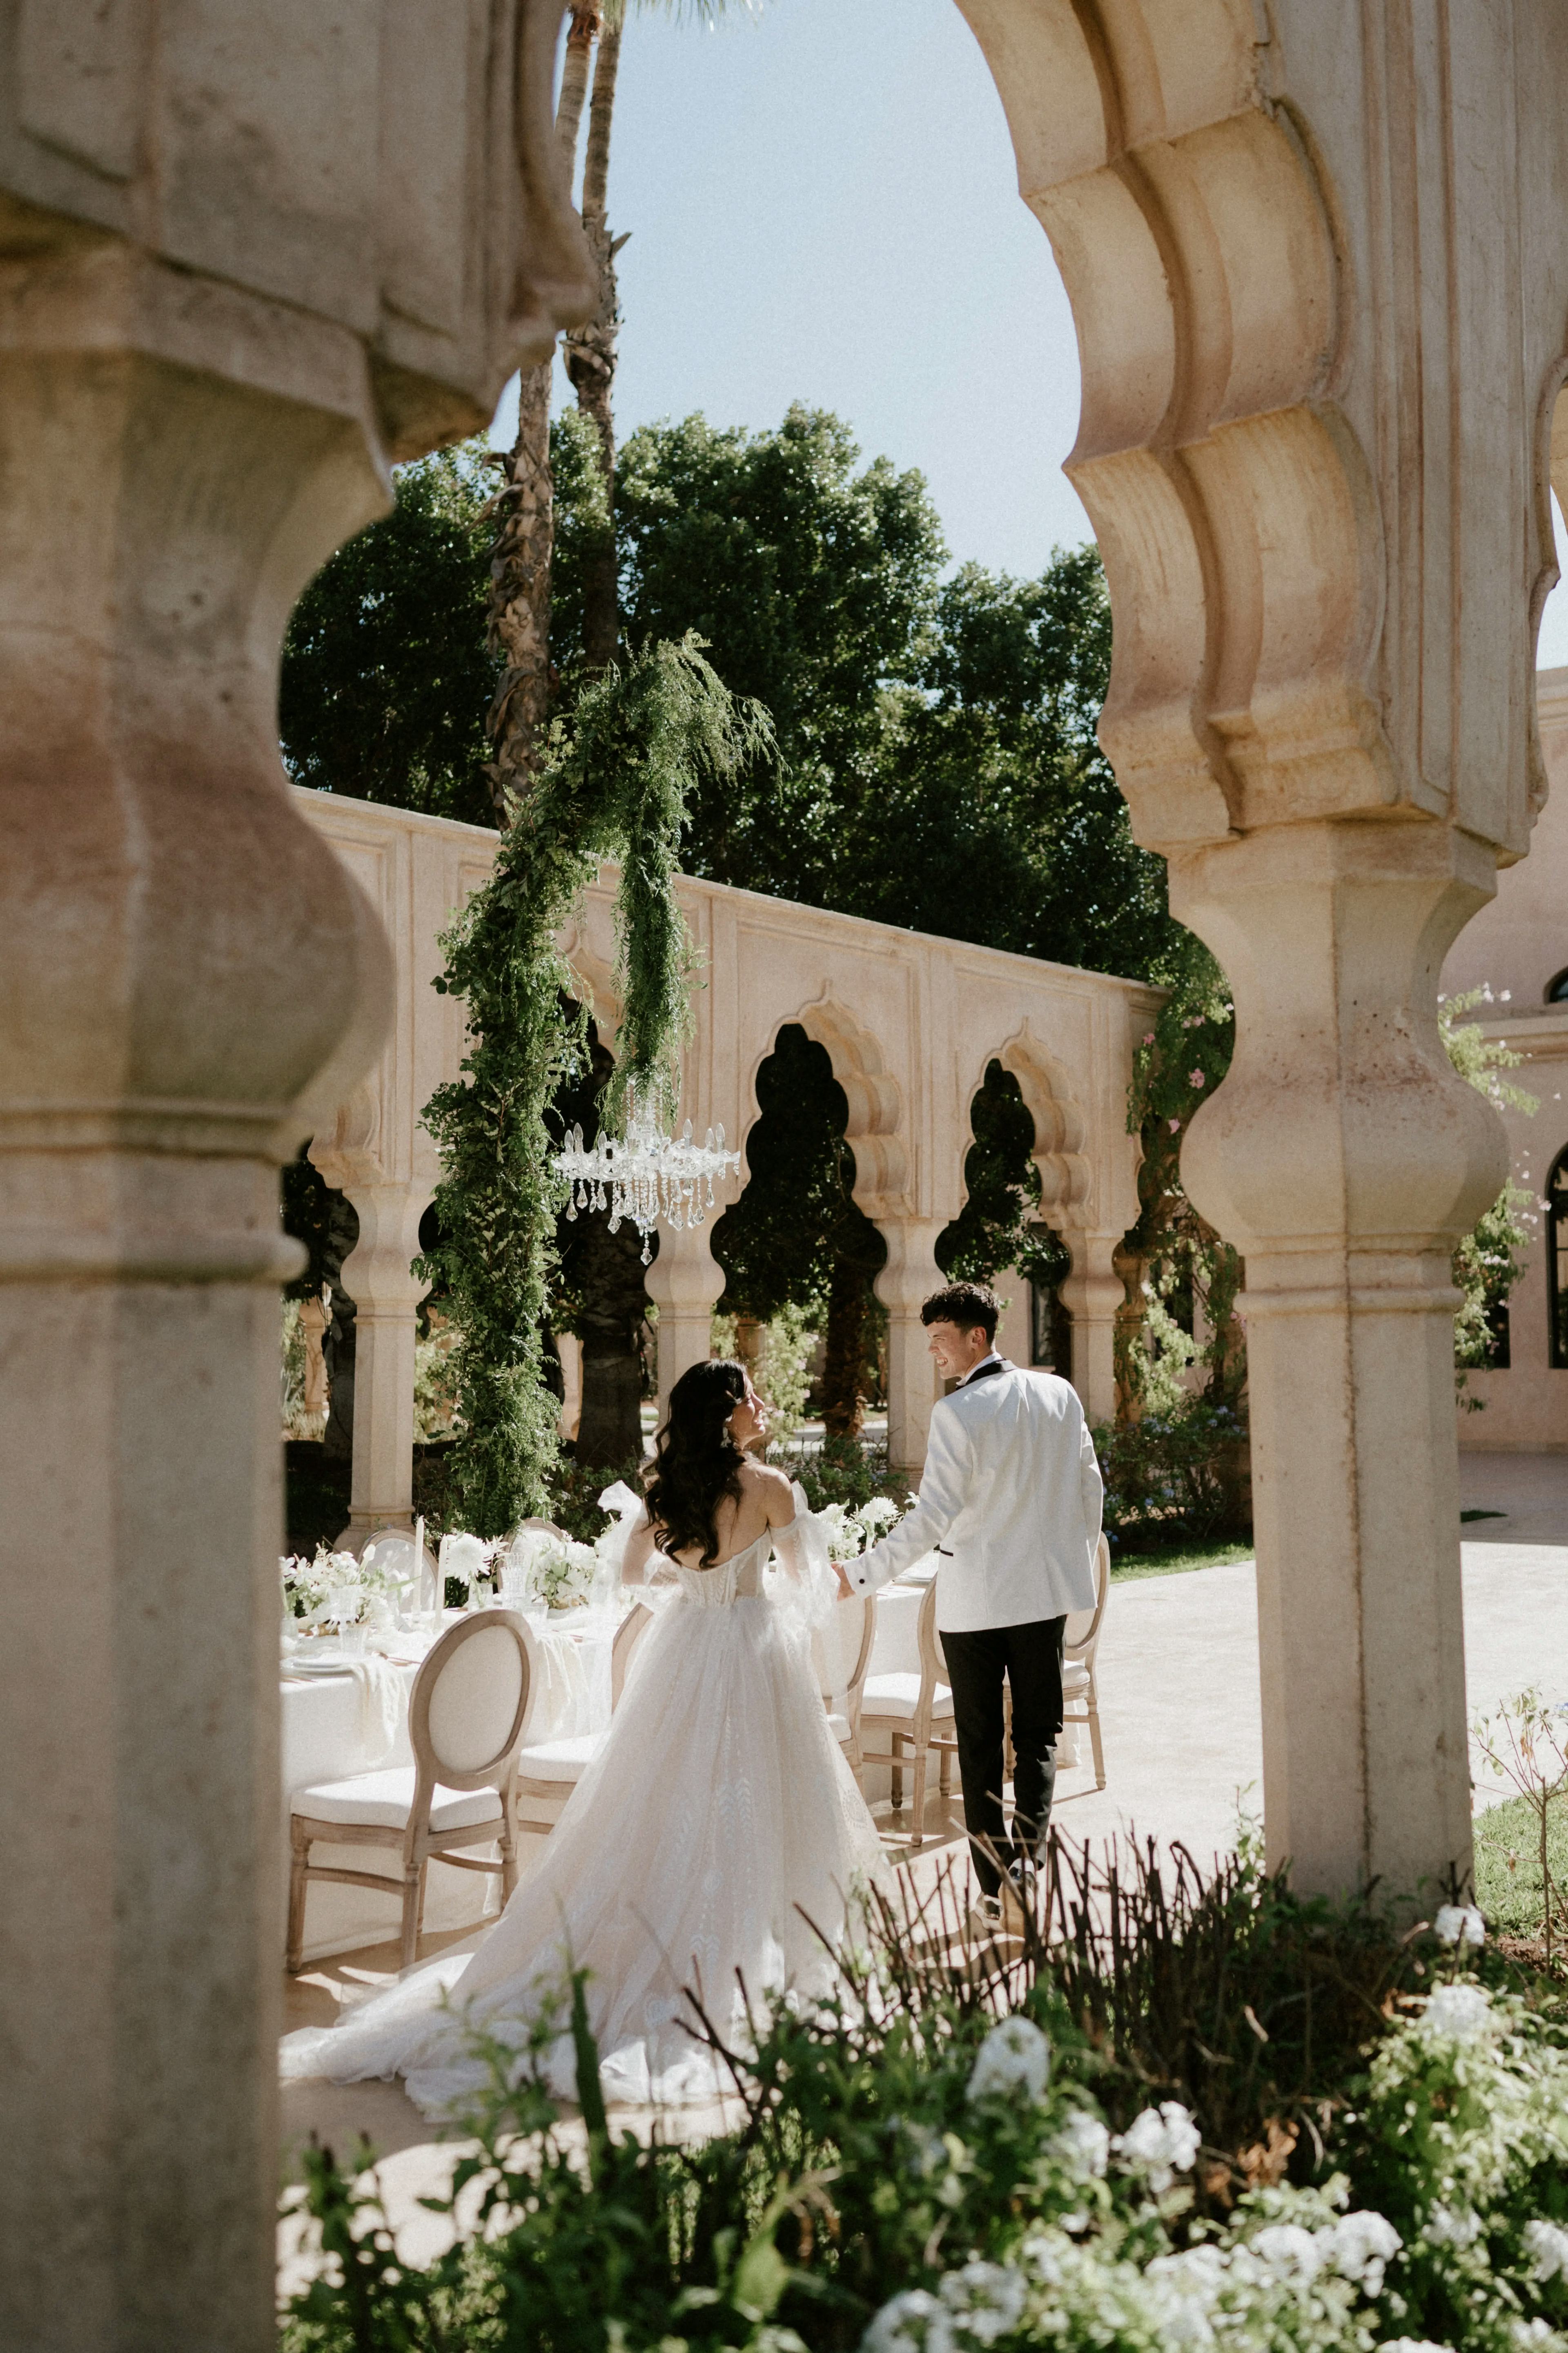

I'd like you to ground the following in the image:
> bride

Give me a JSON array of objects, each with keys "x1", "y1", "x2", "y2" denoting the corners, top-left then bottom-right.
[{"x1": 281, "y1": 1359, "x2": 888, "y2": 2114}]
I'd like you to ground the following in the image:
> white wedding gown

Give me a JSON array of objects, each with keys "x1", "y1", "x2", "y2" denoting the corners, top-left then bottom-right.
[{"x1": 280, "y1": 1508, "x2": 888, "y2": 2115}]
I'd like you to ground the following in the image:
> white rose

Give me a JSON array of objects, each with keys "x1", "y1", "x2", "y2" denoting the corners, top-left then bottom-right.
[{"x1": 1433, "y1": 1904, "x2": 1485, "y2": 1949}]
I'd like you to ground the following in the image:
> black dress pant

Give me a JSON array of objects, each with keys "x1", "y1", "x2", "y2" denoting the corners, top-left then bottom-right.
[{"x1": 939, "y1": 1616, "x2": 1065, "y2": 1898}]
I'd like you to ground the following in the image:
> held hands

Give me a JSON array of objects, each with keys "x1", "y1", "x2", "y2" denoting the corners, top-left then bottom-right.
[{"x1": 833, "y1": 1563, "x2": 854, "y2": 1601}]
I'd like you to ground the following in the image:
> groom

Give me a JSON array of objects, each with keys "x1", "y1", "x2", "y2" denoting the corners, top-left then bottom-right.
[{"x1": 842, "y1": 1280, "x2": 1103, "y2": 1911}]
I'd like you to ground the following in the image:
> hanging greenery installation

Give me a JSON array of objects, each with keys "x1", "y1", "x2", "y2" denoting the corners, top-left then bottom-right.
[{"x1": 416, "y1": 636, "x2": 775, "y2": 1537}]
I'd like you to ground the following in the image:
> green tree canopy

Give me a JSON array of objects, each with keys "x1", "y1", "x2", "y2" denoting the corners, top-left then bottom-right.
[
  {"x1": 280, "y1": 404, "x2": 1178, "y2": 984},
  {"x1": 278, "y1": 444, "x2": 498, "y2": 827}
]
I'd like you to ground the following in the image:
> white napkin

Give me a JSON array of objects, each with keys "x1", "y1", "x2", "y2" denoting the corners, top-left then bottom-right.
[{"x1": 345, "y1": 1654, "x2": 403, "y2": 1764}]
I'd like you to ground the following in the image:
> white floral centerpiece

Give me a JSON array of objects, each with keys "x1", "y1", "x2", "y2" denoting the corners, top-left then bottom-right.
[
  {"x1": 439, "y1": 1531, "x2": 498, "y2": 1607},
  {"x1": 280, "y1": 1545, "x2": 401, "y2": 1632},
  {"x1": 521, "y1": 1531, "x2": 599, "y2": 1614}
]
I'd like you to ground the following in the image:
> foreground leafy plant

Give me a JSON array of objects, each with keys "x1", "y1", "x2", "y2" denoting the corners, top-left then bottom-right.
[{"x1": 281, "y1": 1846, "x2": 1568, "y2": 2353}]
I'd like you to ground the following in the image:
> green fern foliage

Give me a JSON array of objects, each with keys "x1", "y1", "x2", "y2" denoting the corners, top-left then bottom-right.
[{"x1": 417, "y1": 638, "x2": 775, "y2": 1534}]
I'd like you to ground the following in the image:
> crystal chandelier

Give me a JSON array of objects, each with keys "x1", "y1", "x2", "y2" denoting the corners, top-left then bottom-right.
[{"x1": 555, "y1": 1085, "x2": 742, "y2": 1262}]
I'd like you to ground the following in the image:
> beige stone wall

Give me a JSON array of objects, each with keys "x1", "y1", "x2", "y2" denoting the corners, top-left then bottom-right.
[
  {"x1": 1439, "y1": 671, "x2": 1568, "y2": 1448},
  {"x1": 293, "y1": 787, "x2": 1159, "y2": 1494}
]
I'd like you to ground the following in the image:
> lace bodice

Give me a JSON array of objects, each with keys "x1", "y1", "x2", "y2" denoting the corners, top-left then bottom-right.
[{"x1": 655, "y1": 1517, "x2": 812, "y2": 1606}]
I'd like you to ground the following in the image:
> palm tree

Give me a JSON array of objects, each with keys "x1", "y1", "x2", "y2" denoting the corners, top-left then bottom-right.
[
  {"x1": 488, "y1": 0, "x2": 761, "y2": 1464},
  {"x1": 486, "y1": 1, "x2": 758, "y2": 816}
]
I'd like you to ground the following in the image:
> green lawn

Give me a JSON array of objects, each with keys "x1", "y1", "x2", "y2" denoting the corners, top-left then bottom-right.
[
  {"x1": 1473, "y1": 1789, "x2": 1568, "y2": 1941},
  {"x1": 1108, "y1": 1538, "x2": 1254, "y2": 1583}
]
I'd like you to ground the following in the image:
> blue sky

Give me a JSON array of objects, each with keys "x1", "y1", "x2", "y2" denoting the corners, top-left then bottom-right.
[{"x1": 493, "y1": 0, "x2": 1568, "y2": 666}]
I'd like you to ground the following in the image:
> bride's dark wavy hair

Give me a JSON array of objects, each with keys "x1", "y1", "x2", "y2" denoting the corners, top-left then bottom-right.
[{"x1": 644, "y1": 1358, "x2": 748, "y2": 1566}]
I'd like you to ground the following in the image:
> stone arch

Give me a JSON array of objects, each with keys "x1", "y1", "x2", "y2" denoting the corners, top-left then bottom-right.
[
  {"x1": 750, "y1": 990, "x2": 909, "y2": 1220},
  {"x1": 983, "y1": 1021, "x2": 1092, "y2": 1222}
]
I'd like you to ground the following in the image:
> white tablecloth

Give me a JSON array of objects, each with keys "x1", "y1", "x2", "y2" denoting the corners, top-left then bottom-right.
[{"x1": 281, "y1": 1606, "x2": 617, "y2": 1964}]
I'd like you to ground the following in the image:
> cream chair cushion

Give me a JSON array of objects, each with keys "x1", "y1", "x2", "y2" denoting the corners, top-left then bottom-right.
[
  {"x1": 292, "y1": 1766, "x2": 503, "y2": 1832},
  {"x1": 1062, "y1": 1658, "x2": 1091, "y2": 1695},
  {"x1": 862, "y1": 1670, "x2": 953, "y2": 1721},
  {"x1": 514, "y1": 1733, "x2": 598, "y2": 1784}
]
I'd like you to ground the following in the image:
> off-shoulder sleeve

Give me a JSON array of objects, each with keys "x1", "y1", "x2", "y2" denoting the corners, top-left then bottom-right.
[
  {"x1": 594, "y1": 1480, "x2": 647, "y2": 1599},
  {"x1": 764, "y1": 1481, "x2": 840, "y2": 1633}
]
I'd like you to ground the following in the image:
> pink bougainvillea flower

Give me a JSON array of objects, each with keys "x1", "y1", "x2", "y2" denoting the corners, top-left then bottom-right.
[
  {"x1": 1189, "y1": 1069, "x2": 1205, "y2": 1087},
  {"x1": 1169, "y1": 1117, "x2": 1181, "y2": 1133},
  {"x1": 1142, "y1": 1033, "x2": 1156, "y2": 1046}
]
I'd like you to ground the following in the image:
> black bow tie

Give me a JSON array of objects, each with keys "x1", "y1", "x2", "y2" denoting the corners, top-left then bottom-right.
[{"x1": 960, "y1": 1357, "x2": 1012, "y2": 1387}]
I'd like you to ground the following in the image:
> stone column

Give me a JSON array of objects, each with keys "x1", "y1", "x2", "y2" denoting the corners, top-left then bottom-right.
[
  {"x1": 328, "y1": 1180, "x2": 433, "y2": 1539},
  {"x1": 1176, "y1": 828, "x2": 1504, "y2": 1896},
  {"x1": 646, "y1": 1216, "x2": 725, "y2": 1427},
  {"x1": 0, "y1": 270, "x2": 393, "y2": 2349},
  {"x1": 876, "y1": 1221, "x2": 946, "y2": 1475},
  {"x1": 0, "y1": 10, "x2": 594, "y2": 2340},
  {"x1": 1058, "y1": 1230, "x2": 1123, "y2": 1429}
]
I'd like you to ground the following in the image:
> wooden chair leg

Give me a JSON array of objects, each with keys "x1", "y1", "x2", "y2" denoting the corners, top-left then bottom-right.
[
  {"x1": 286, "y1": 1822, "x2": 310, "y2": 1974},
  {"x1": 498, "y1": 1791, "x2": 520, "y2": 1902},
  {"x1": 890, "y1": 1733, "x2": 904, "y2": 1813},
  {"x1": 1087, "y1": 1693, "x2": 1106, "y2": 1790},
  {"x1": 909, "y1": 1749, "x2": 929, "y2": 1848},
  {"x1": 938, "y1": 1741, "x2": 953, "y2": 1798},
  {"x1": 400, "y1": 1856, "x2": 427, "y2": 1969}
]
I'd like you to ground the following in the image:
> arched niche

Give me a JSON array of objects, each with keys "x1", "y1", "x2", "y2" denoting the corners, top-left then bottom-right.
[
  {"x1": 747, "y1": 990, "x2": 910, "y2": 1223},
  {"x1": 987, "y1": 1021, "x2": 1091, "y2": 1220}
]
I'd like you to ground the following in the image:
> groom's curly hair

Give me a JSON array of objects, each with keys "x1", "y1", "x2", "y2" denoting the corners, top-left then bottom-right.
[
  {"x1": 921, "y1": 1282, "x2": 999, "y2": 1340},
  {"x1": 644, "y1": 1358, "x2": 748, "y2": 1567}
]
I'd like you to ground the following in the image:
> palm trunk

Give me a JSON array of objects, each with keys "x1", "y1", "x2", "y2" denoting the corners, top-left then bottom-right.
[
  {"x1": 555, "y1": 7, "x2": 598, "y2": 174},
  {"x1": 564, "y1": 14, "x2": 624, "y2": 668},
  {"x1": 483, "y1": 359, "x2": 554, "y2": 817},
  {"x1": 481, "y1": 18, "x2": 599, "y2": 817}
]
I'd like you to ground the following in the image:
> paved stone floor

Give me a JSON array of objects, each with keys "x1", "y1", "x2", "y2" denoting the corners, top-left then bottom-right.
[{"x1": 279, "y1": 1446, "x2": 1568, "y2": 2288}]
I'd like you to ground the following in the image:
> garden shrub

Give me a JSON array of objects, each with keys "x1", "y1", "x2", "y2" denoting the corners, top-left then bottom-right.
[
  {"x1": 1091, "y1": 1397, "x2": 1250, "y2": 1549},
  {"x1": 768, "y1": 1433, "x2": 913, "y2": 1515},
  {"x1": 280, "y1": 1840, "x2": 1568, "y2": 2353}
]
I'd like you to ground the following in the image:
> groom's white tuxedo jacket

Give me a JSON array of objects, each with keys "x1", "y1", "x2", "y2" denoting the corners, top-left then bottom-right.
[{"x1": 845, "y1": 1358, "x2": 1103, "y2": 1634}]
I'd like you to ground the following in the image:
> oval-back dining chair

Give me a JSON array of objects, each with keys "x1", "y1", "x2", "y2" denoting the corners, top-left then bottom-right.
[{"x1": 287, "y1": 1610, "x2": 532, "y2": 1972}]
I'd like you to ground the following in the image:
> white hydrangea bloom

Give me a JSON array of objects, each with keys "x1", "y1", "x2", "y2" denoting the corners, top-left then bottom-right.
[
  {"x1": 1322, "y1": 2210, "x2": 1402, "y2": 2294},
  {"x1": 1379, "y1": 2340, "x2": 1455, "y2": 2353},
  {"x1": 1250, "y1": 2224, "x2": 1325, "y2": 2283},
  {"x1": 1050, "y1": 2108, "x2": 1111, "y2": 2181},
  {"x1": 1113, "y1": 2101, "x2": 1201, "y2": 2191},
  {"x1": 1512, "y1": 2321, "x2": 1558, "y2": 2349},
  {"x1": 1434, "y1": 1904, "x2": 1485, "y2": 1949},
  {"x1": 966, "y1": 2015, "x2": 1051, "y2": 2105},
  {"x1": 1420, "y1": 1983, "x2": 1494, "y2": 2041},
  {"x1": 1145, "y1": 2245, "x2": 1227, "y2": 2350},
  {"x1": 862, "y1": 2288, "x2": 956, "y2": 2353},
  {"x1": 1524, "y1": 2219, "x2": 1568, "y2": 2284},
  {"x1": 938, "y1": 2260, "x2": 1027, "y2": 2344},
  {"x1": 1017, "y1": 2232, "x2": 1068, "y2": 2289},
  {"x1": 1425, "y1": 2204, "x2": 1482, "y2": 2249}
]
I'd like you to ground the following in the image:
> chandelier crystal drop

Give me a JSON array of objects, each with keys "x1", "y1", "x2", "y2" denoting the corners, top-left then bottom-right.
[{"x1": 554, "y1": 1085, "x2": 742, "y2": 1263}]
